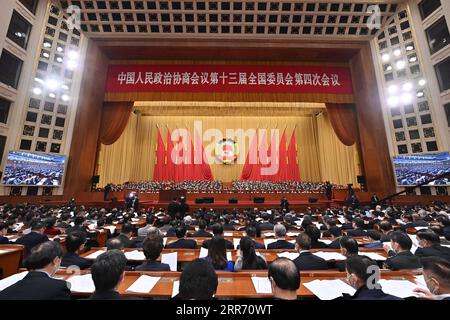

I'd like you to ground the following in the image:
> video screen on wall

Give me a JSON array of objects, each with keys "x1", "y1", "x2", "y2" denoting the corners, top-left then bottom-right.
[
  {"x1": 393, "y1": 152, "x2": 450, "y2": 186},
  {"x1": 2, "y1": 151, "x2": 66, "y2": 186}
]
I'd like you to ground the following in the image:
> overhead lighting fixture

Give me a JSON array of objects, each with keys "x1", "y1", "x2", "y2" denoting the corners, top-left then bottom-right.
[
  {"x1": 61, "y1": 94, "x2": 70, "y2": 102},
  {"x1": 34, "y1": 78, "x2": 44, "y2": 84},
  {"x1": 386, "y1": 65, "x2": 393, "y2": 71},
  {"x1": 387, "y1": 96, "x2": 399, "y2": 107},
  {"x1": 406, "y1": 45, "x2": 414, "y2": 51},
  {"x1": 43, "y1": 42, "x2": 51, "y2": 48},
  {"x1": 393, "y1": 49, "x2": 402, "y2": 56},
  {"x1": 48, "y1": 92, "x2": 56, "y2": 99},
  {"x1": 57, "y1": 46, "x2": 63, "y2": 52},
  {"x1": 409, "y1": 56, "x2": 417, "y2": 63},
  {"x1": 45, "y1": 79, "x2": 60, "y2": 90},
  {"x1": 42, "y1": 52, "x2": 50, "y2": 58},
  {"x1": 382, "y1": 53, "x2": 390, "y2": 62},
  {"x1": 396, "y1": 60, "x2": 406, "y2": 70},
  {"x1": 66, "y1": 60, "x2": 78, "y2": 70},
  {"x1": 417, "y1": 91, "x2": 424, "y2": 98},
  {"x1": 401, "y1": 93, "x2": 413, "y2": 104},
  {"x1": 56, "y1": 57, "x2": 63, "y2": 63},
  {"x1": 32, "y1": 87, "x2": 42, "y2": 95},
  {"x1": 67, "y1": 50, "x2": 79, "y2": 60},
  {"x1": 388, "y1": 85, "x2": 398, "y2": 94},
  {"x1": 402, "y1": 82, "x2": 413, "y2": 91},
  {"x1": 418, "y1": 79, "x2": 426, "y2": 86},
  {"x1": 61, "y1": 84, "x2": 69, "y2": 90}
]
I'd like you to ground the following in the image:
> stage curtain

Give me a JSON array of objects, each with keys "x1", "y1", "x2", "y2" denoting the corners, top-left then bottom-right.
[
  {"x1": 315, "y1": 112, "x2": 359, "y2": 186},
  {"x1": 287, "y1": 130, "x2": 300, "y2": 181},
  {"x1": 98, "y1": 106, "x2": 360, "y2": 185},
  {"x1": 153, "y1": 128, "x2": 166, "y2": 181},
  {"x1": 325, "y1": 103, "x2": 357, "y2": 146},
  {"x1": 100, "y1": 102, "x2": 134, "y2": 145}
]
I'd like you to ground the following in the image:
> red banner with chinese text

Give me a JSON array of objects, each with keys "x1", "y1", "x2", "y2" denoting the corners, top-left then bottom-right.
[{"x1": 106, "y1": 64, "x2": 353, "y2": 94}]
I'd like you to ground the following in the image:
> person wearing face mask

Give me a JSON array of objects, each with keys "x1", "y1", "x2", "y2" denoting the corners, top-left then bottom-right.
[
  {"x1": 415, "y1": 229, "x2": 450, "y2": 262},
  {"x1": 342, "y1": 255, "x2": 402, "y2": 300},
  {"x1": 383, "y1": 231, "x2": 421, "y2": 270},
  {"x1": 413, "y1": 257, "x2": 450, "y2": 300},
  {"x1": 0, "y1": 241, "x2": 70, "y2": 300}
]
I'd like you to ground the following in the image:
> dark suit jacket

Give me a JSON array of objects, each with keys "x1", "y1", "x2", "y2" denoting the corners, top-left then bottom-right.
[
  {"x1": 189, "y1": 230, "x2": 212, "y2": 238},
  {"x1": 135, "y1": 260, "x2": 171, "y2": 271},
  {"x1": 115, "y1": 234, "x2": 137, "y2": 248},
  {"x1": 166, "y1": 238, "x2": 197, "y2": 249},
  {"x1": 237, "y1": 239, "x2": 265, "y2": 250},
  {"x1": 293, "y1": 252, "x2": 329, "y2": 271},
  {"x1": 259, "y1": 222, "x2": 275, "y2": 231},
  {"x1": 267, "y1": 240, "x2": 295, "y2": 250},
  {"x1": 384, "y1": 251, "x2": 421, "y2": 271},
  {"x1": 311, "y1": 240, "x2": 329, "y2": 249},
  {"x1": 0, "y1": 271, "x2": 71, "y2": 300},
  {"x1": 15, "y1": 232, "x2": 49, "y2": 253},
  {"x1": 61, "y1": 252, "x2": 92, "y2": 270},
  {"x1": 415, "y1": 244, "x2": 450, "y2": 261},
  {"x1": 202, "y1": 238, "x2": 234, "y2": 249},
  {"x1": 328, "y1": 238, "x2": 341, "y2": 249},
  {"x1": 168, "y1": 201, "x2": 180, "y2": 219},
  {"x1": 343, "y1": 285, "x2": 402, "y2": 300},
  {"x1": 0, "y1": 235, "x2": 10, "y2": 244},
  {"x1": 346, "y1": 228, "x2": 367, "y2": 237}
]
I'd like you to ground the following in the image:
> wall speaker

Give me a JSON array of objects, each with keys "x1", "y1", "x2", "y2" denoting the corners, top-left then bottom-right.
[
  {"x1": 308, "y1": 197, "x2": 318, "y2": 203},
  {"x1": 253, "y1": 197, "x2": 265, "y2": 203},
  {"x1": 91, "y1": 175, "x2": 100, "y2": 184},
  {"x1": 229, "y1": 198, "x2": 238, "y2": 204}
]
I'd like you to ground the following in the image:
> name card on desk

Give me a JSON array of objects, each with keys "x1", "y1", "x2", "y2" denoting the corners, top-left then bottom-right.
[
  {"x1": 251, "y1": 277, "x2": 272, "y2": 294},
  {"x1": 85, "y1": 250, "x2": 106, "y2": 260},
  {"x1": 0, "y1": 271, "x2": 28, "y2": 292},
  {"x1": 312, "y1": 251, "x2": 346, "y2": 261},
  {"x1": 67, "y1": 274, "x2": 95, "y2": 293},
  {"x1": 304, "y1": 279, "x2": 355, "y2": 300},
  {"x1": 161, "y1": 252, "x2": 178, "y2": 271},
  {"x1": 126, "y1": 275, "x2": 161, "y2": 294}
]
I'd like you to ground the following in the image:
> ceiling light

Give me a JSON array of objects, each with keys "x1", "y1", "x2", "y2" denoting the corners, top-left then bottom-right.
[
  {"x1": 402, "y1": 82, "x2": 413, "y2": 91},
  {"x1": 401, "y1": 93, "x2": 413, "y2": 104},
  {"x1": 32, "y1": 87, "x2": 42, "y2": 95},
  {"x1": 393, "y1": 49, "x2": 402, "y2": 56},
  {"x1": 388, "y1": 85, "x2": 398, "y2": 94},
  {"x1": 44, "y1": 42, "x2": 51, "y2": 48},
  {"x1": 61, "y1": 94, "x2": 70, "y2": 102},
  {"x1": 66, "y1": 60, "x2": 78, "y2": 70},
  {"x1": 418, "y1": 79, "x2": 426, "y2": 86},
  {"x1": 57, "y1": 47, "x2": 63, "y2": 52},
  {"x1": 67, "y1": 50, "x2": 79, "y2": 60},
  {"x1": 387, "y1": 96, "x2": 399, "y2": 107},
  {"x1": 406, "y1": 45, "x2": 414, "y2": 51},
  {"x1": 45, "y1": 79, "x2": 60, "y2": 90},
  {"x1": 396, "y1": 60, "x2": 406, "y2": 70},
  {"x1": 409, "y1": 56, "x2": 417, "y2": 63},
  {"x1": 48, "y1": 92, "x2": 56, "y2": 98},
  {"x1": 382, "y1": 53, "x2": 390, "y2": 62}
]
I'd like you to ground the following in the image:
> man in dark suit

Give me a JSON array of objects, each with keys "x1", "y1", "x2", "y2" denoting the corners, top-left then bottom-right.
[
  {"x1": 0, "y1": 241, "x2": 71, "y2": 300},
  {"x1": 370, "y1": 194, "x2": 379, "y2": 209},
  {"x1": 61, "y1": 231, "x2": 92, "y2": 270},
  {"x1": 383, "y1": 231, "x2": 421, "y2": 270},
  {"x1": 305, "y1": 225, "x2": 328, "y2": 249},
  {"x1": 168, "y1": 198, "x2": 180, "y2": 221},
  {"x1": 89, "y1": 250, "x2": 136, "y2": 300},
  {"x1": 178, "y1": 197, "x2": 189, "y2": 218},
  {"x1": 336, "y1": 236, "x2": 359, "y2": 271},
  {"x1": 244, "y1": 226, "x2": 265, "y2": 249},
  {"x1": 400, "y1": 213, "x2": 416, "y2": 232},
  {"x1": 327, "y1": 226, "x2": 343, "y2": 249},
  {"x1": 268, "y1": 258, "x2": 301, "y2": 300},
  {"x1": 258, "y1": 213, "x2": 275, "y2": 231},
  {"x1": 267, "y1": 224, "x2": 295, "y2": 250},
  {"x1": 135, "y1": 237, "x2": 171, "y2": 271},
  {"x1": 346, "y1": 218, "x2": 367, "y2": 237},
  {"x1": 114, "y1": 223, "x2": 137, "y2": 248},
  {"x1": 293, "y1": 234, "x2": 328, "y2": 270},
  {"x1": 280, "y1": 197, "x2": 289, "y2": 212},
  {"x1": 189, "y1": 219, "x2": 213, "y2": 238},
  {"x1": 202, "y1": 224, "x2": 234, "y2": 249},
  {"x1": 166, "y1": 225, "x2": 197, "y2": 249},
  {"x1": 413, "y1": 257, "x2": 450, "y2": 300},
  {"x1": 15, "y1": 219, "x2": 49, "y2": 254},
  {"x1": 379, "y1": 221, "x2": 394, "y2": 242},
  {"x1": 0, "y1": 222, "x2": 10, "y2": 244},
  {"x1": 342, "y1": 255, "x2": 402, "y2": 300},
  {"x1": 415, "y1": 229, "x2": 450, "y2": 261}
]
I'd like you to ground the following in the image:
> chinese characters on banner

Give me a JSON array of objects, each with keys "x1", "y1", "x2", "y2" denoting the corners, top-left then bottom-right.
[{"x1": 106, "y1": 65, "x2": 353, "y2": 94}]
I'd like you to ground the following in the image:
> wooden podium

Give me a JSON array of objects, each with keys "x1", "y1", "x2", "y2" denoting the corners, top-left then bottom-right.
[{"x1": 158, "y1": 190, "x2": 187, "y2": 202}]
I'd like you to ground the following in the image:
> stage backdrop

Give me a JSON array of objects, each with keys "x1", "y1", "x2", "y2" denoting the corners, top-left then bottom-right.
[{"x1": 96, "y1": 102, "x2": 360, "y2": 186}]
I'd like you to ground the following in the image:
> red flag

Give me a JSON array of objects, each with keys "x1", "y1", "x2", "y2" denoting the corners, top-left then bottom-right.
[
  {"x1": 240, "y1": 131, "x2": 258, "y2": 180},
  {"x1": 166, "y1": 129, "x2": 175, "y2": 181},
  {"x1": 153, "y1": 128, "x2": 166, "y2": 181},
  {"x1": 287, "y1": 129, "x2": 300, "y2": 181},
  {"x1": 276, "y1": 129, "x2": 288, "y2": 181}
]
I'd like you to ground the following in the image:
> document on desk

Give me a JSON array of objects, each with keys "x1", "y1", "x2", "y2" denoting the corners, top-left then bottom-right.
[
  {"x1": 85, "y1": 250, "x2": 106, "y2": 259},
  {"x1": 172, "y1": 280, "x2": 180, "y2": 298},
  {"x1": 125, "y1": 250, "x2": 145, "y2": 260},
  {"x1": 199, "y1": 247, "x2": 208, "y2": 258},
  {"x1": 361, "y1": 252, "x2": 387, "y2": 261},
  {"x1": 226, "y1": 251, "x2": 233, "y2": 261},
  {"x1": 161, "y1": 252, "x2": 178, "y2": 271},
  {"x1": 103, "y1": 226, "x2": 116, "y2": 234},
  {"x1": 263, "y1": 239, "x2": 277, "y2": 247},
  {"x1": 312, "y1": 251, "x2": 346, "y2": 261},
  {"x1": 233, "y1": 238, "x2": 241, "y2": 249},
  {"x1": 378, "y1": 279, "x2": 420, "y2": 298},
  {"x1": 264, "y1": 232, "x2": 275, "y2": 237},
  {"x1": 318, "y1": 239, "x2": 332, "y2": 245},
  {"x1": 224, "y1": 232, "x2": 233, "y2": 237},
  {"x1": 126, "y1": 275, "x2": 161, "y2": 294},
  {"x1": 0, "y1": 271, "x2": 28, "y2": 291},
  {"x1": 287, "y1": 232, "x2": 300, "y2": 237},
  {"x1": 163, "y1": 237, "x2": 167, "y2": 246},
  {"x1": 67, "y1": 274, "x2": 95, "y2": 293},
  {"x1": 251, "y1": 277, "x2": 272, "y2": 294},
  {"x1": 277, "y1": 252, "x2": 299, "y2": 260},
  {"x1": 294, "y1": 219, "x2": 304, "y2": 226},
  {"x1": 0, "y1": 250, "x2": 9, "y2": 254},
  {"x1": 304, "y1": 279, "x2": 356, "y2": 300}
]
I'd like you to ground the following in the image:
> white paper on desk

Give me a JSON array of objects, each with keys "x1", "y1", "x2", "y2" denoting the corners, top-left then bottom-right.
[
  {"x1": 294, "y1": 219, "x2": 304, "y2": 226},
  {"x1": 414, "y1": 275, "x2": 428, "y2": 289},
  {"x1": 163, "y1": 237, "x2": 168, "y2": 246},
  {"x1": 5, "y1": 235, "x2": 15, "y2": 239},
  {"x1": 304, "y1": 279, "x2": 356, "y2": 300},
  {"x1": 106, "y1": 213, "x2": 112, "y2": 217},
  {"x1": 87, "y1": 224, "x2": 96, "y2": 231},
  {"x1": 0, "y1": 271, "x2": 28, "y2": 291},
  {"x1": 378, "y1": 279, "x2": 420, "y2": 298},
  {"x1": 361, "y1": 252, "x2": 387, "y2": 261},
  {"x1": 287, "y1": 232, "x2": 300, "y2": 237},
  {"x1": 85, "y1": 250, "x2": 106, "y2": 259},
  {"x1": 67, "y1": 274, "x2": 95, "y2": 293},
  {"x1": 131, "y1": 218, "x2": 140, "y2": 222},
  {"x1": 126, "y1": 275, "x2": 161, "y2": 293},
  {"x1": 233, "y1": 238, "x2": 241, "y2": 249},
  {"x1": 396, "y1": 219, "x2": 405, "y2": 225},
  {"x1": 415, "y1": 226, "x2": 428, "y2": 231},
  {"x1": 125, "y1": 250, "x2": 145, "y2": 260},
  {"x1": 312, "y1": 251, "x2": 346, "y2": 261},
  {"x1": 224, "y1": 232, "x2": 233, "y2": 237},
  {"x1": 0, "y1": 249, "x2": 9, "y2": 254},
  {"x1": 104, "y1": 226, "x2": 116, "y2": 234},
  {"x1": 22, "y1": 228, "x2": 31, "y2": 235},
  {"x1": 263, "y1": 239, "x2": 277, "y2": 247},
  {"x1": 251, "y1": 277, "x2": 272, "y2": 294},
  {"x1": 161, "y1": 252, "x2": 178, "y2": 271},
  {"x1": 318, "y1": 239, "x2": 332, "y2": 245},
  {"x1": 199, "y1": 247, "x2": 208, "y2": 258},
  {"x1": 264, "y1": 232, "x2": 275, "y2": 237},
  {"x1": 277, "y1": 252, "x2": 299, "y2": 260},
  {"x1": 288, "y1": 240, "x2": 296, "y2": 244},
  {"x1": 337, "y1": 217, "x2": 345, "y2": 224},
  {"x1": 172, "y1": 280, "x2": 180, "y2": 298},
  {"x1": 226, "y1": 251, "x2": 232, "y2": 261}
]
